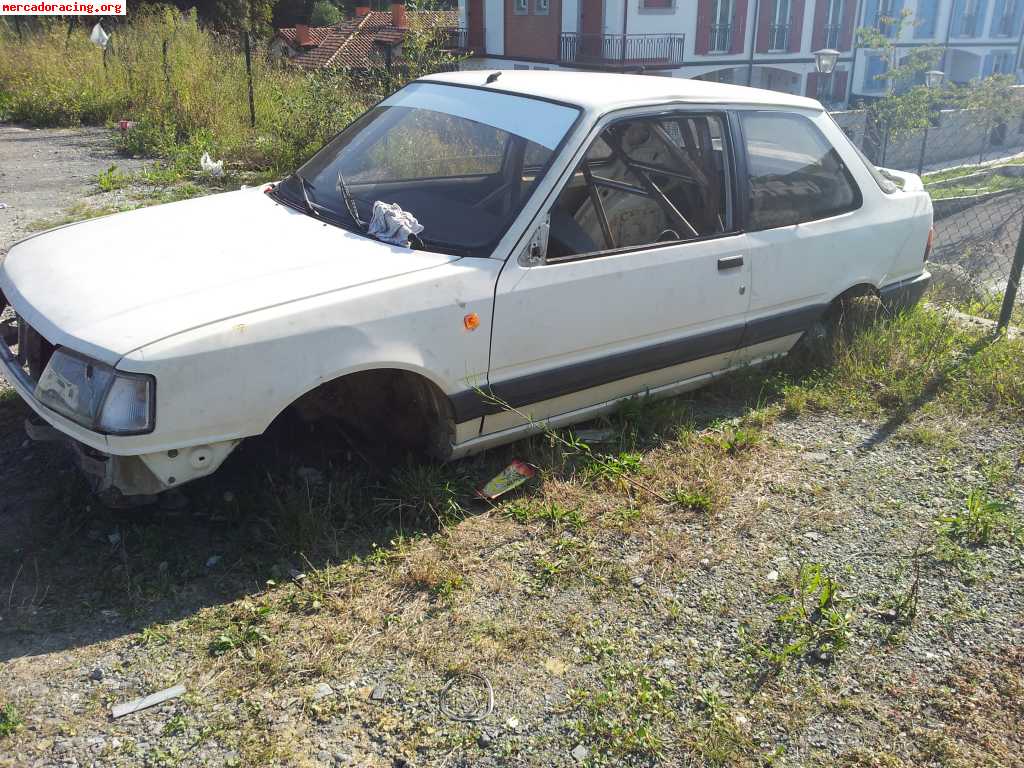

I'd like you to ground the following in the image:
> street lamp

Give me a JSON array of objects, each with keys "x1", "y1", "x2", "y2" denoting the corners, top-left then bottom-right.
[
  {"x1": 813, "y1": 48, "x2": 840, "y2": 103},
  {"x1": 917, "y1": 70, "x2": 945, "y2": 174},
  {"x1": 813, "y1": 48, "x2": 840, "y2": 75}
]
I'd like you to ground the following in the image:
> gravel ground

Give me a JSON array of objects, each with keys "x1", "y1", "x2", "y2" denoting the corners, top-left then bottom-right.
[
  {"x1": 0, "y1": 124, "x2": 148, "y2": 253},
  {"x1": 0, "y1": 126, "x2": 1021, "y2": 768}
]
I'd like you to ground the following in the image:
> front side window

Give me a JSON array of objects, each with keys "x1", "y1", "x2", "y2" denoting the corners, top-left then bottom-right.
[
  {"x1": 770, "y1": 0, "x2": 791, "y2": 50},
  {"x1": 279, "y1": 82, "x2": 580, "y2": 256},
  {"x1": 741, "y1": 112, "x2": 860, "y2": 230},
  {"x1": 514, "y1": 0, "x2": 528, "y2": 13},
  {"x1": 534, "y1": 0, "x2": 550, "y2": 14},
  {"x1": 824, "y1": 0, "x2": 843, "y2": 46},
  {"x1": 545, "y1": 114, "x2": 733, "y2": 261}
]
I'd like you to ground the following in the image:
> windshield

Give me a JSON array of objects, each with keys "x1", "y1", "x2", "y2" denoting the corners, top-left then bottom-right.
[{"x1": 277, "y1": 82, "x2": 581, "y2": 256}]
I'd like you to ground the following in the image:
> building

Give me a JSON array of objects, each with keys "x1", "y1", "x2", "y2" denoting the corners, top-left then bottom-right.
[
  {"x1": 272, "y1": 4, "x2": 462, "y2": 70},
  {"x1": 456, "y1": 0, "x2": 1024, "y2": 106}
]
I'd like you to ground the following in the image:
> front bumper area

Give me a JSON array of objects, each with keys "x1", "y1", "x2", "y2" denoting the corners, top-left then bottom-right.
[{"x1": 24, "y1": 413, "x2": 241, "y2": 497}]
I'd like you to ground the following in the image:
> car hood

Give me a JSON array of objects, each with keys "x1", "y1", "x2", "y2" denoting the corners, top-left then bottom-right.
[{"x1": 0, "y1": 188, "x2": 458, "y2": 365}]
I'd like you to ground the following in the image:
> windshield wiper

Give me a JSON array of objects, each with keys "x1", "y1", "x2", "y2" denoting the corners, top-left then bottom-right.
[{"x1": 337, "y1": 171, "x2": 367, "y2": 232}]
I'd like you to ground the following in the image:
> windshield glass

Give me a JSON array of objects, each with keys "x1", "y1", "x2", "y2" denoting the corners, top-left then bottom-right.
[{"x1": 278, "y1": 82, "x2": 581, "y2": 256}]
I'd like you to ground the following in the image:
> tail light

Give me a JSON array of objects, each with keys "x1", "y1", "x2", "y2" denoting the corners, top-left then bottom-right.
[{"x1": 923, "y1": 227, "x2": 933, "y2": 262}]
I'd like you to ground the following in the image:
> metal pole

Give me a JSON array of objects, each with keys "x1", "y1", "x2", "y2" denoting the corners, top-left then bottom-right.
[
  {"x1": 997, "y1": 214, "x2": 1024, "y2": 332},
  {"x1": 244, "y1": 30, "x2": 256, "y2": 129},
  {"x1": 620, "y1": 0, "x2": 628, "y2": 71},
  {"x1": 747, "y1": 0, "x2": 761, "y2": 85}
]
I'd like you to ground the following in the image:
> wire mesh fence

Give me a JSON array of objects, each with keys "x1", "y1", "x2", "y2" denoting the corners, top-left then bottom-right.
[{"x1": 838, "y1": 106, "x2": 1024, "y2": 332}]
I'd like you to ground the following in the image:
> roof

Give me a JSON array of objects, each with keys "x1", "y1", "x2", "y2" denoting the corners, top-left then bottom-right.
[
  {"x1": 421, "y1": 70, "x2": 823, "y2": 113},
  {"x1": 275, "y1": 9, "x2": 458, "y2": 70}
]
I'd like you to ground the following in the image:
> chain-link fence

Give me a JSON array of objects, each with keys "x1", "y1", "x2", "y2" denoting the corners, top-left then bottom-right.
[{"x1": 835, "y1": 105, "x2": 1024, "y2": 331}]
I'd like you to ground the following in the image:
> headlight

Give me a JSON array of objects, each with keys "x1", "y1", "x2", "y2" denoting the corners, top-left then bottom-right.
[{"x1": 35, "y1": 348, "x2": 155, "y2": 435}]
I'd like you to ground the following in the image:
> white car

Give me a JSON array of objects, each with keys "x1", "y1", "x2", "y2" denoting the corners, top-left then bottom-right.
[{"x1": 0, "y1": 71, "x2": 932, "y2": 501}]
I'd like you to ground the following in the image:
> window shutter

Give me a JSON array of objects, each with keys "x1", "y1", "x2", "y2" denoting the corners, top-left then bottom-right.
[
  {"x1": 990, "y1": 0, "x2": 1007, "y2": 33},
  {"x1": 756, "y1": 0, "x2": 772, "y2": 50},
  {"x1": 731, "y1": 0, "x2": 749, "y2": 53},
  {"x1": 840, "y1": 0, "x2": 857, "y2": 48},
  {"x1": 914, "y1": 0, "x2": 938, "y2": 37},
  {"x1": 811, "y1": 0, "x2": 827, "y2": 49},
  {"x1": 806, "y1": 71, "x2": 820, "y2": 96},
  {"x1": 696, "y1": 0, "x2": 712, "y2": 54},
  {"x1": 833, "y1": 69, "x2": 848, "y2": 99},
  {"x1": 789, "y1": 0, "x2": 805, "y2": 51}
]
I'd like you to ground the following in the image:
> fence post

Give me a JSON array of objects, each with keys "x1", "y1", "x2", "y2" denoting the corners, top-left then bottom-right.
[
  {"x1": 997, "y1": 215, "x2": 1024, "y2": 332},
  {"x1": 244, "y1": 30, "x2": 256, "y2": 129},
  {"x1": 916, "y1": 125, "x2": 929, "y2": 176}
]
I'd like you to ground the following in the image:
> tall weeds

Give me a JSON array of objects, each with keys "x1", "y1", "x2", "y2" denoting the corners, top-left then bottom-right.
[{"x1": 0, "y1": 10, "x2": 449, "y2": 173}]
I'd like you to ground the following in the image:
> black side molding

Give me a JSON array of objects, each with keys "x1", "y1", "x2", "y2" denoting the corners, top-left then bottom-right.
[{"x1": 450, "y1": 302, "x2": 833, "y2": 425}]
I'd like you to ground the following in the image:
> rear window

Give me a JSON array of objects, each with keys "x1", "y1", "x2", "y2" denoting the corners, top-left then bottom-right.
[{"x1": 741, "y1": 112, "x2": 862, "y2": 230}]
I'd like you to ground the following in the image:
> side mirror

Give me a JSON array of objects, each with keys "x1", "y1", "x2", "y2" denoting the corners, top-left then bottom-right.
[{"x1": 519, "y1": 214, "x2": 550, "y2": 266}]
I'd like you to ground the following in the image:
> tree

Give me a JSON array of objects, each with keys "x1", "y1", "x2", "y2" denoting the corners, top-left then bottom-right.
[{"x1": 309, "y1": 0, "x2": 341, "y2": 25}]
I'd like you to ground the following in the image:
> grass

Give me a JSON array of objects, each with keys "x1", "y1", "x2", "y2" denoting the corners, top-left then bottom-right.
[
  {"x1": 0, "y1": 13, "x2": 460, "y2": 178},
  {"x1": 3, "y1": 300, "x2": 1024, "y2": 764},
  {"x1": 0, "y1": 703, "x2": 23, "y2": 738}
]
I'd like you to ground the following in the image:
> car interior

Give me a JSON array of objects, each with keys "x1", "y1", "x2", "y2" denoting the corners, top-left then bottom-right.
[{"x1": 546, "y1": 115, "x2": 731, "y2": 261}]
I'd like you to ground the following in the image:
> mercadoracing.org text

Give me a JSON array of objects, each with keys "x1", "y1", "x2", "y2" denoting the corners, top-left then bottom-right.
[{"x1": 2, "y1": 1, "x2": 124, "y2": 12}]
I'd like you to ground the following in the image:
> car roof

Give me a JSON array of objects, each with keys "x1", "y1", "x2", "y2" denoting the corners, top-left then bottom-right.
[{"x1": 421, "y1": 70, "x2": 823, "y2": 113}]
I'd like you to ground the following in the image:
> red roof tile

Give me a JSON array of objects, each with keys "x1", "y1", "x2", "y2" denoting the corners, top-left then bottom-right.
[{"x1": 274, "y1": 9, "x2": 458, "y2": 70}]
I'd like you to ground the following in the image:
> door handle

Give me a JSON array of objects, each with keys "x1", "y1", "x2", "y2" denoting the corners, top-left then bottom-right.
[{"x1": 718, "y1": 255, "x2": 744, "y2": 271}]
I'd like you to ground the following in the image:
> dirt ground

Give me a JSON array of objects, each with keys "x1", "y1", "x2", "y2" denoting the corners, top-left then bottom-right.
[{"x1": 0, "y1": 124, "x2": 148, "y2": 253}]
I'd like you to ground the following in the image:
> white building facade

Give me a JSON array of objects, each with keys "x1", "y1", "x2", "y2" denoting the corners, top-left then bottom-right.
[{"x1": 456, "y1": 0, "x2": 1024, "y2": 106}]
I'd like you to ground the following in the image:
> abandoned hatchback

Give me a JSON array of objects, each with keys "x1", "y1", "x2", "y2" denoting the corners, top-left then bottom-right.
[{"x1": 0, "y1": 71, "x2": 932, "y2": 503}]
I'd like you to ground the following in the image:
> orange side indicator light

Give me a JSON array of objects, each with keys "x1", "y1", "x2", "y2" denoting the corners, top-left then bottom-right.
[{"x1": 464, "y1": 312, "x2": 481, "y2": 331}]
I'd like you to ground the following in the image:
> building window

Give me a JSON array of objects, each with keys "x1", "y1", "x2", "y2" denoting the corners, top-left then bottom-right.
[
  {"x1": 959, "y1": 0, "x2": 982, "y2": 36},
  {"x1": 996, "y1": 0, "x2": 1019, "y2": 35},
  {"x1": 534, "y1": 0, "x2": 549, "y2": 14},
  {"x1": 993, "y1": 51, "x2": 1015, "y2": 74},
  {"x1": 514, "y1": 0, "x2": 528, "y2": 15},
  {"x1": 823, "y1": 0, "x2": 843, "y2": 47},
  {"x1": 875, "y1": 0, "x2": 899, "y2": 36},
  {"x1": 642, "y1": 0, "x2": 675, "y2": 8},
  {"x1": 769, "y1": 0, "x2": 791, "y2": 51},
  {"x1": 709, "y1": 0, "x2": 735, "y2": 53}
]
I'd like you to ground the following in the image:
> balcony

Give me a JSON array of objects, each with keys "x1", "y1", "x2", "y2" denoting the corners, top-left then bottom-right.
[
  {"x1": 823, "y1": 23, "x2": 841, "y2": 48},
  {"x1": 440, "y1": 27, "x2": 471, "y2": 51},
  {"x1": 709, "y1": 24, "x2": 732, "y2": 53},
  {"x1": 768, "y1": 23, "x2": 790, "y2": 51},
  {"x1": 559, "y1": 33, "x2": 685, "y2": 67}
]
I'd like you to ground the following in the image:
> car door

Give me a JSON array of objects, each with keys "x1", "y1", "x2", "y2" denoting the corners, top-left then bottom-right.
[
  {"x1": 480, "y1": 110, "x2": 752, "y2": 435},
  {"x1": 733, "y1": 109, "x2": 870, "y2": 364}
]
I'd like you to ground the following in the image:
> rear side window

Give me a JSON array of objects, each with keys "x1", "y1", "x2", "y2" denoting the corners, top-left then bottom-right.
[{"x1": 740, "y1": 112, "x2": 861, "y2": 230}]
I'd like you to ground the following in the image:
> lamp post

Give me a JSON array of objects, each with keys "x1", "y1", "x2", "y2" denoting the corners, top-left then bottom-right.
[
  {"x1": 917, "y1": 69, "x2": 945, "y2": 175},
  {"x1": 813, "y1": 48, "x2": 840, "y2": 104}
]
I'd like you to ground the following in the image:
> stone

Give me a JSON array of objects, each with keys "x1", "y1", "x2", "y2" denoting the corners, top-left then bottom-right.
[
  {"x1": 766, "y1": 570, "x2": 780, "y2": 583},
  {"x1": 630, "y1": 576, "x2": 645, "y2": 587},
  {"x1": 313, "y1": 683, "x2": 333, "y2": 701},
  {"x1": 88, "y1": 668, "x2": 104, "y2": 682},
  {"x1": 477, "y1": 732, "x2": 493, "y2": 748},
  {"x1": 370, "y1": 684, "x2": 386, "y2": 701},
  {"x1": 571, "y1": 744, "x2": 589, "y2": 762}
]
